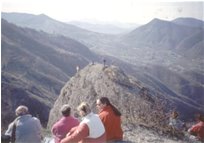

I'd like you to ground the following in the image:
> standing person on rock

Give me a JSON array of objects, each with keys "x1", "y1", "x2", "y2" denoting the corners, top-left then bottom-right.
[
  {"x1": 96, "y1": 97, "x2": 123, "y2": 142},
  {"x1": 51, "y1": 104, "x2": 80, "y2": 143},
  {"x1": 4, "y1": 105, "x2": 42, "y2": 143}
]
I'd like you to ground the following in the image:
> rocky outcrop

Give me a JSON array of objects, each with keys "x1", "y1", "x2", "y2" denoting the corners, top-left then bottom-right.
[{"x1": 48, "y1": 64, "x2": 169, "y2": 141}]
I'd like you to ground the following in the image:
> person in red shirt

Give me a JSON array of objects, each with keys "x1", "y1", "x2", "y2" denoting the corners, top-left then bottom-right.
[
  {"x1": 188, "y1": 113, "x2": 204, "y2": 142},
  {"x1": 96, "y1": 97, "x2": 123, "y2": 142},
  {"x1": 51, "y1": 104, "x2": 80, "y2": 143}
]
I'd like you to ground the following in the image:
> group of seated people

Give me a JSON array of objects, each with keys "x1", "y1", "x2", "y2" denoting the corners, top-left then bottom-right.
[
  {"x1": 2, "y1": 97, "x2": 204, "y2": 143},
  {"x1": 51, "y1": 97, "x2": 123, "y2": 143}
]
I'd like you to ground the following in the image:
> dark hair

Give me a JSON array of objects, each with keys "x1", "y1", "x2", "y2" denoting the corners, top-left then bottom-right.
[
  {"x1": 172, "y1": 111, "x2": 179, "y2": 118},
  {"x1": 198, "y1": 114, "x2": 204, "y2": 122},
  {"x1": 99, "y1": 97, "x2": 121, "y2": 116},
  {"x1": 61, "y1": 105, "x2": 71, "y2": 117}
]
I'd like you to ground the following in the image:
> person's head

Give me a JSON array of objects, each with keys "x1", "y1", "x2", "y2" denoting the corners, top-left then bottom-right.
[
  {"x1": 96, "y1": 97, "x2": 121, "y2": 116},
  {"x1": 197, "y1": 114, "x2": 204, "y2": 122},
  {"x1": 61, "y1": 104, "x2": 71, "y2": 117},
  {"x1": 15, "y1": 105, "x2": 29, "y2": 116},
  {"x1": 77, "y1": 102, "x2": 91, "y2": 117},
  {"x1": 171, "y1": 111, "x2": 179, "y2": 119},
  {"x1": 96, "y1": 97, "x2": 110, "y2": 111}
]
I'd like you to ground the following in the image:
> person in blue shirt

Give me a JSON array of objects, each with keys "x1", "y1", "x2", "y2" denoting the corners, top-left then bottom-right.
[{"x1": 5, "y1": 105, "x2": 42, "y2": 143}]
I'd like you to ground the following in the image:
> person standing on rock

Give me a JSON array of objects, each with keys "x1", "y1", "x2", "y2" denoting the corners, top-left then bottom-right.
[
  {"x1": 4, "y1": 105, "x2": 42, "y2": 143},
  {"x1": 103, "y1": 59, "x2": 106, "y2": 67},
  {"x1": 51, "y1": 104, "x2": 79, "y2": 143},
  {"x1": 96, "y1": 97, "x2": 123, "y2": 142},
  {"x1": 60, "y1": 102, "x2": 106, "y2": 143}
]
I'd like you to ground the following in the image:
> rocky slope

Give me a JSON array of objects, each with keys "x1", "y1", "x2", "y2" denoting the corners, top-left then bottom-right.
[
  {"x1": 48, "y1": 64, "x2": 179, "y2": 141},
  {"x1": 48, "y1": 64, "x2": 203, "y2": 142}
]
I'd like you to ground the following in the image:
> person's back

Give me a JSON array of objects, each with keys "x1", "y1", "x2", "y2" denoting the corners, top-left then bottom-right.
[
  {"x1": 188, "y1": 119, "x2": 204, "y2": 141},
  {"x1": 15, "y1": 115, "x2": 42, "y2": 143},
  {"x1": 169, "y1": 111, "x2": 184, "y2": 131},
  {"x1": 195, "y1": 121, "x2": 204, "y2": 141},
  {"x1": 60, "y1": 102, "x2": 106, "y2": 143},
  {"x1": 52, "y1": 105, "x2": 79, "y2": 143},
  {"x1": 5, "y1": 105, "x2": 42, "y2": 143},
  {"x1": 97, "y1": 97, "x2": 123, "y2": 142},
  {"x1": 99, "y1": 106, "x2": 123, "y2": 141},
  {"x1": 188, "y1": 114, "x2": 204, "y2": 141}
]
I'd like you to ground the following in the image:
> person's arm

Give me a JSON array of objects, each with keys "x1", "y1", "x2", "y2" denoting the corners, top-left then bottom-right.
[
  {"x1": 188, "y1": 124, "x2": 198, "y2": 136},
  {"x1": 5, "y1": 122, "x2": 15, "y2": 136},
  {"x1": 51, "y1": 123, "x2": 58, "y2": 136},
  {"x1": 60, "y1": 123, "x2": 89, "y2": 143}
]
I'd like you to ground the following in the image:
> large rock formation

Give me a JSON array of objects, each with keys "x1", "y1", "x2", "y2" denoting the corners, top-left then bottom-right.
[{"x1": 48, "y1": 64, "x2": 169, "y2": 141}]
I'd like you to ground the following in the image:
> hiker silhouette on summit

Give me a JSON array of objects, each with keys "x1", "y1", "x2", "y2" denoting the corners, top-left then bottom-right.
[
  {"x1": 103, "y1": 59, "x2": 106, "y2": 67},
  {"x1": 76, "y1": 66, "x2": 79, "y2": 73}
]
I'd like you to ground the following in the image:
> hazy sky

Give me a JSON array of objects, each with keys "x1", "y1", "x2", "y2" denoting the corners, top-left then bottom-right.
[{"x1": 1, "y1": 0, "x2": 203, "y2": 24}]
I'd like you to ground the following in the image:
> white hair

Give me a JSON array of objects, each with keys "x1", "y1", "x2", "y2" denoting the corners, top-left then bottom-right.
[{"x1": 15, "y1": 105, "x2": 29, "y2": 116}]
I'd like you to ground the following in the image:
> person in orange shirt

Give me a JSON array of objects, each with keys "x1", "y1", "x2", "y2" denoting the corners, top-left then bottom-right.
[{"x1": 96, "y1": 97, "x2": 123, "y2": 142}]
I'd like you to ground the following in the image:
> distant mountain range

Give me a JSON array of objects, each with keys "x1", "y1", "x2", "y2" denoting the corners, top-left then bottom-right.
[
  {"x1": 68, "y1": 21, "x2": 139, "y2": 34},
  {"x1": 1, "y1": 12, "x2": 115, "y2": 53},
  {"x1": 172, "y1": 17, "x2": 204, "y2": 28},
  {"x1": 1, "y1": 12, "x2": 204, "y2": 131},
  {"x1": 2, "y1": 12, "x2": 203, "y2": 63}
]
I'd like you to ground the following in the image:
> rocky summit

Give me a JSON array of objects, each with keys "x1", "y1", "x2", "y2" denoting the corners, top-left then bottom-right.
[{"x1": 48, "y1": 64, "x2": 171, "y2": 142}]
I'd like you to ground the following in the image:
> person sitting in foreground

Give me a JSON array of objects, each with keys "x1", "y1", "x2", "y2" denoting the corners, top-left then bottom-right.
[
  {"x1": 60, "y1": 102, "x2": 106, "y2": 143},
  {"x1": 168, "y1": 111, "x2": 186, "y2": 139},
  {"x1": 5, "y1": 105, "x2": 42, "y2": 143},
  {"x1": 96, "y1": 97, "x2": 123, "y2": 142},
  {"x1": 52, "y1": 104, "x2": 79, "y2": 143},
  {"x1": 188, "y1": 113, "x2": 204, "y2": 142},
  {"x1": 169, "y1": 111, "x2": 185, "y2": 131}
]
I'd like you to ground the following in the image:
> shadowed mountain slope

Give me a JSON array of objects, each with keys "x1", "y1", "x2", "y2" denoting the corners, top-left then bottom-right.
[{"x1": 1, "y1": 19, "x2": 100, "y2": 129}]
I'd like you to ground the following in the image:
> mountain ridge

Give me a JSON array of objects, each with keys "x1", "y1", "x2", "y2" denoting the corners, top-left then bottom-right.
[
  {"x1": 172, "y1": 17, "x2": 204, "y2": 28},
  {"x1": 1, "y1": 18, "x2": 100, "y2": 128}
]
